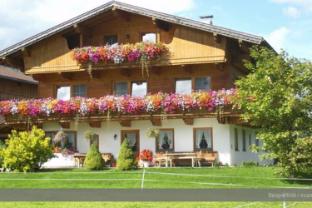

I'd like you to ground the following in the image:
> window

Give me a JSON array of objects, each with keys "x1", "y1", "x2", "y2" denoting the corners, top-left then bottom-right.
[
  {"x1": 156, "y1": 129, "x2": 174, "y2": 152},
  {"x1": 115, "y1": 82, "x2": 128, "y2": 96},
  {"x1": 131, "y1": 81, "x2": 147, "y2": 97},
  {"x1": 121, "y1": 130, "x2": 140, "y2": 154},
  {"x1": 57, "y1": 86, "x2": 71, "y2": 101},
  {"x1": 104, "y1": 35, "x2": 118, "y2": 45},
  {"x1": 66, "y1": 33, "x2": 80, "y2": 49},
  {"x1": 242, "y1": 130, "x2": 246, "y2": 152},
  {"x1": 46, "y1": 131, "x2": 77, "y2": 151},
  {"x1": 195, "y1": 77, "x2": 211, "y2": 91},
  {"x1": 72, "y1": 85, "x2": 87, "y2": 97},
  {"x1": 234, "y1": 128, "x2": 239, "y2": 151},
  {"x1": 89, "y1": 134, "x2": 100, "y2": 151},
  {"x1": 194, "y1": 128, "x2": 213, "y2": 151},
  {"x1": 175, "y1": 79, "x2": 192, "y2": 94},
  {"x1": 142, "y1": 33, "x2": 157, "y2": 43}
]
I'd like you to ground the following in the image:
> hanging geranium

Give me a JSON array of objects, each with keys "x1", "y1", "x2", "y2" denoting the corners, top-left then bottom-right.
[
  {"x1": 0, "y1": 89, "x2": 236, "y2": 119},
  {"x1": 73, "y1": 42, "x2": 168, "y2": 77}
]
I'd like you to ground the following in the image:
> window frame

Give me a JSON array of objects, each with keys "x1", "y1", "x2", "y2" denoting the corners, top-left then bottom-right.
[
  {"x1": 193, "y1": 127, "x2": 213, "y2": 152},
  {"x1": 120, "y1": 130, "x2": 140, "y2": 154},
  {"x1": 175, "y1": 78, "x2": 192, "y2": 94},
  {"x1": 141, "y1": 32, "x2": 158, "y2": 43},
  {"x1": 55, "y1": 84, "x2": 87, "y2": 99},
  {"x1": 114, "y1": 81, "x2": 129, "y2": 96},
  {"x1": 156, "y1": 128, "x2": 175, "y2": 152},
  {"x1": 194, "y1": 76, "x2": 211, "y2": 91},
  {"x1": 104, "y1": 34, "x2": 118, "y2": 45},
  {"x1": 130, "y1": 81, "x2": 148, "y2": 97},
  {"x1": 45, "y1": 131, "x2": 77, "y2": 151},
  {"x1": 72, "y1": 84, "x2": 87, "y2": 97},
  {"x1": 89, "y1": 134, "x2": 100, "y2": 151}
]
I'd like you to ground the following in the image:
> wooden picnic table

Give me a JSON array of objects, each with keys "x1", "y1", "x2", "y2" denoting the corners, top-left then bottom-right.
[{"x1": 164, "y1": 152, "x2": 197, "y2": 167}]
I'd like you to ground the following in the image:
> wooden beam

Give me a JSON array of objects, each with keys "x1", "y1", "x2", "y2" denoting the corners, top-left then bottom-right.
[
  {"x1": 59, "y1": 121, "x2": 70, "y2": 129},
  {"x1": 119, "y1": 120, "x2": 131, "y2": 127},
  {"x1": 183, "y1": 117, "x2": 194, "y2": 125},
  {"x1": 213, "y1": 32, "x2": 221, "y2": 43},
  {"x1": 21, "y1": 47, "x2": 31, "y2": 57},
  {"x1": 59, "y1": 72, "x2": 74, "y2": 80},
  {"x1": 150, "y1": 116, "x2": 162, "y2": 126},
  {"x1": 120, "y1": 68, "x2": 132, "y2": 77},
  {"x1": 89, "y1": 121, "x2": 102, "y2": 128}
]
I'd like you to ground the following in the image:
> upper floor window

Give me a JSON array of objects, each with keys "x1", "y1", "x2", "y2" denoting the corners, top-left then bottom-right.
[
  {"x1": 175, "y1": 79, "x2": 192, "y2": 94},
  {"x1": 104, "y1": 35, "x2": 118, "y2": 45},
  {"x1": 72, "y1": 85, "x2": 87, "y2": 97},
  {"x1": 131, "y1": 81, "x2": 147, "y2": 97},
  {"x1": 194, "y1": 128, "x2": 213, "y2": 151},
  {"x1": 142, "y1": 33, "x2": 157, "y2": 43},
  {"x1": 56, "y1": 85, "x2": 86, "y2": 100},
  {"x1": 115, "y1": 82, "x2": 128, "y2": 96},
  {"x1": 195, "y1": 77, "x2": 211, "y2": 91},
  {"x1": 57, "y1": 86, "x2": 71, "y2": 101}
]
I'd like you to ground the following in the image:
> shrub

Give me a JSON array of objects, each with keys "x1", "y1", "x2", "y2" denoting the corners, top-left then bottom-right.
[
  {"x1": 285, "y1": 137, "x2": 312, "y2": 177},
  {"x1": 242, "y1": 161, "x2": 258, "y2": 167},
  {"x1": 0, "y1": 140, "x2": 5, "y2": 168},
  {"x1": 117, "y1": 139, "x2": 136, "y2": 170},
  {"x1": 1, "y1": 126, "x2": 53, "y2": 172},
  {"x1": 84, "y1": 144, "x2": 104, "y2": 170}
]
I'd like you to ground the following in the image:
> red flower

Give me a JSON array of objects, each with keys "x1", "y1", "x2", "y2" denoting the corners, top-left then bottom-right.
[{"x1": 139, "y1": 149, "x2": 153, "y2": 162}]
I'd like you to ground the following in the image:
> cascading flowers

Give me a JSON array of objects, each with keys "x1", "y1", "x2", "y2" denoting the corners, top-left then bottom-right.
[
  {"x1": 73, "y1": 42, "x2": 168, "y2": 77},
  {"x1": 0, "y1": 89, "x2": 236, "y2": 119}
]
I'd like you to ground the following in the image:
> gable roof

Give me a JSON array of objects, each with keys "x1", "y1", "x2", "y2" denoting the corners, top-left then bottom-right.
[
  {"x1": 0, "y1": 1, "x2": 268, "y2": 58},
  {"x1": 0, "y1": 65, "x2": 38, "y2": 84}
]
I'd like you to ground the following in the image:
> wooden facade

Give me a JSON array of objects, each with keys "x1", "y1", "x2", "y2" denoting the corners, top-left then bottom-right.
[{"x1": 23, "y1": 12, "x2": 226, "y2": 75}]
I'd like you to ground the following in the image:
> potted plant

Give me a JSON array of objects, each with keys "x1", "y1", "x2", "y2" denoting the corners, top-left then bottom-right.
[
  {"x1": 146, "y1": 128, "x2": 159, "y2": 138},
  {"x1": 139, "y1": 149, "x2": 153, "y2": 168}
]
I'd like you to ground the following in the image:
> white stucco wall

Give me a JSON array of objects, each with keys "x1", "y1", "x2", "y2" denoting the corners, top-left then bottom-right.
[
  {"x1": 43, "y1": 118, "x2": 234, "y2": 165},
  {"x1": 229, "y1": 125, "x2": 267, "y2": 165}
]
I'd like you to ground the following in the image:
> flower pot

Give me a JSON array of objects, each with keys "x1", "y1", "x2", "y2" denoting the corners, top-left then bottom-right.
[{"x1": 140, "y1": 160, "x2": 150, "y2": 168}]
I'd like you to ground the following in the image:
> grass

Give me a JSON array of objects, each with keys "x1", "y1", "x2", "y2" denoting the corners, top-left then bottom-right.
[
  {"x1": 0, "y1": 202, "x2": 312, "y2": 208},
  {"x1": 0, "y1": 166, "x2": 311, "y2": 189},
  {"x1": 0, "y1": 167, "x2": 311, "y2": 207}
]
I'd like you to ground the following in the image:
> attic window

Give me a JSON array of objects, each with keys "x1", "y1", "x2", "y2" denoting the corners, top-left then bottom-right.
[
  {"x1": 142, "y1": 33, "x2": 157, "y2": 43},
  {"x1": 66, "y1": 34, "x2": 80, "y2": 49}
]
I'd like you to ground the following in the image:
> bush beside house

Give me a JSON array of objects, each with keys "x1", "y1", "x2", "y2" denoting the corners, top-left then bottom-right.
[
  {"x1": 84, "y1": 144, "x2": 104, "y2": 170},
  {"x1": 117, "y1": 139, "x2": 136, "y2": 170},
  {"x1": 0, "y1": 126, "x2": 53, "y2": 172}
]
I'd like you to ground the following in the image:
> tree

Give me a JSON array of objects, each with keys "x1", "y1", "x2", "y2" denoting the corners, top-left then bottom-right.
[
  {"x1": 1, "y1": 126, "x2": 53, "y2": 172},
  {"x1": 235, "y1": 46, "x2": 312, "y2": 176},
  {"x1": 84, "y1": 144, "x2": 104, "y2": 170},
  {"x1": 117, "y1": 139, "x2": 136, "y2": 170}
]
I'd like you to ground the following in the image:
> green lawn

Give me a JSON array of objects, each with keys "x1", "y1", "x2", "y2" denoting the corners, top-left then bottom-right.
[
  {"x1": 0, "y1": 167, "x2": 310, "y2": 189},
  {"x1": 0, "y1": 202, "x2": 312, "y2": 208},
  {"x1": 0, "y1": 167, "x2": 311, "y2": 208}
]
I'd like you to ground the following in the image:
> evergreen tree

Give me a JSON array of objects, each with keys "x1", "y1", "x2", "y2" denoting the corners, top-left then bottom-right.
[
  {"x1": 117, "y1": 139, "x2": 135, "y2": 170},
  {"x1": 84, "y1": 144, "x2": 104, "y2": 170}
]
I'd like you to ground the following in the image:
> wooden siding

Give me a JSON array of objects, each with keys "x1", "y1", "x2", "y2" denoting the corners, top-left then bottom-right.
[
  {"x1": 23, "y1": 12, "x2": 226, "y2": 75},
  {"x1": 0, "y1": 78, "x2": 37, "y2": 100},
  {"x1": 35, "y1": 63, "x2": 233, "y2": 98}
]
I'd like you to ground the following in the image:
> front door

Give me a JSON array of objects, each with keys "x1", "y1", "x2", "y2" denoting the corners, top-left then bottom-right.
[{"x1": 121, "y1": 130, "x2": 140, "y2": 156}]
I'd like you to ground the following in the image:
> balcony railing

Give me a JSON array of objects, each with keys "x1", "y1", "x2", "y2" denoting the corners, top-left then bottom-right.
[{"x1": 0, "y1": 89, "x2": 236, "y2": 121}]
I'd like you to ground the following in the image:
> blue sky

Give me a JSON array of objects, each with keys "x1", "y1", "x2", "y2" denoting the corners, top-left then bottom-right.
[{"x1": 0, "y1": 0, "x2": 311, "y2": 59}]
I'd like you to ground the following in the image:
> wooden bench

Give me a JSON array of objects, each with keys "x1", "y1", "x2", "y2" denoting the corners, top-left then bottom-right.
[
  {"x1": 74, "y1": 153, "x2": 114, "y2": 167},
  {"x1": 194, "y1": 151, "x2": 218, "y2": 167}
]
